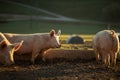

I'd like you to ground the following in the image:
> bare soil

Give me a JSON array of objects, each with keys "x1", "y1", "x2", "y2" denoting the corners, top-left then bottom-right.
[{"x1": 0, "y1": 59, "x2": 120, "y2": 80}]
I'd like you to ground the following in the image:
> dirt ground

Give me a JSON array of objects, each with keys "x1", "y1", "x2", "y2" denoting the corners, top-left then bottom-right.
[{"x1": 0, "y1": 59, "x2": 120, "y2": 80}]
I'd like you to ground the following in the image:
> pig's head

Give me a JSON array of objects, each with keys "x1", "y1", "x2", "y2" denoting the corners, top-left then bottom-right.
[
  {"x1": 48, "y1": 29, "x2": 61, "y2": 48},
  {"x1": 0, "y1": 40, "x2": 23, "y2": 65}
]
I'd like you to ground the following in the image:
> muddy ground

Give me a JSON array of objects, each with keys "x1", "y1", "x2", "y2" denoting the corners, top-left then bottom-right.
[{"x1": 0, "y1": 59, "x2": 120, "y2": 80}]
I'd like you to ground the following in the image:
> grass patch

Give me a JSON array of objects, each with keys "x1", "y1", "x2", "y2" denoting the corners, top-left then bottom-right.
[{"x1": 0, "y1": 20, "x2": 108, "y2": 34}]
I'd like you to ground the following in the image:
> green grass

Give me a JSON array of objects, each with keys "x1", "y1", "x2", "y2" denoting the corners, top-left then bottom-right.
[
  {"x1": 0, "y1": 21, "x2": 108, "y2": 34},
  {"x1": 0, "y1": 0, "x2": 120, "y2": 34}
]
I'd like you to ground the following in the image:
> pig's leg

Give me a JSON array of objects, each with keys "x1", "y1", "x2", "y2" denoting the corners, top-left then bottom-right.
[{"x1": 31, "y1": 50, "x2": 40, "y2": 64}]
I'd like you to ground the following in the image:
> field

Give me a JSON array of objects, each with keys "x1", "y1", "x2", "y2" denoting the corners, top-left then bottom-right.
[
  {"x1": 0, "y1": 34, "x2": 120, "y2": 80},
  {"x1": 0, "y1": 21, "x2": 108, "y2": 34},
  {"x1": 0, "y1": 0, "x2": 120, "y2": 34},
  {"x1": 0, "y1": 59, "x2": 120, "y2": 80},
  {"x1": 0, "y1": 0, "x2": 120, "y2": 80}
]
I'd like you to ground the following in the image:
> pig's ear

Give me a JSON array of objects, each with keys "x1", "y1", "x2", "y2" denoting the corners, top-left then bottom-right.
[
  {"x1": 50, "y1": 29, "x2": 55, "y2": 37},
  {"x1": 0, "y1": 40, "x2": 7, "y2": 49},
  {"x1": 12, "y1": 40, "x2": 23, "y2": 51},
  {"x1": 57, "y1": 30, "x2": 61, "y2": 36}
]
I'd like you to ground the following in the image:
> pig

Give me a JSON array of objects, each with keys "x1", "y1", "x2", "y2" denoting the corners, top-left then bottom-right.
[
  {"x1": 93, "y1": 30, "x2": 119, "y2": 67},
  {"x1": 3, "y1": 29, "x2": 61, "y2": 64},
  {"x1": 0, "y1": 32, "x2": 23, "y2": 65}
]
